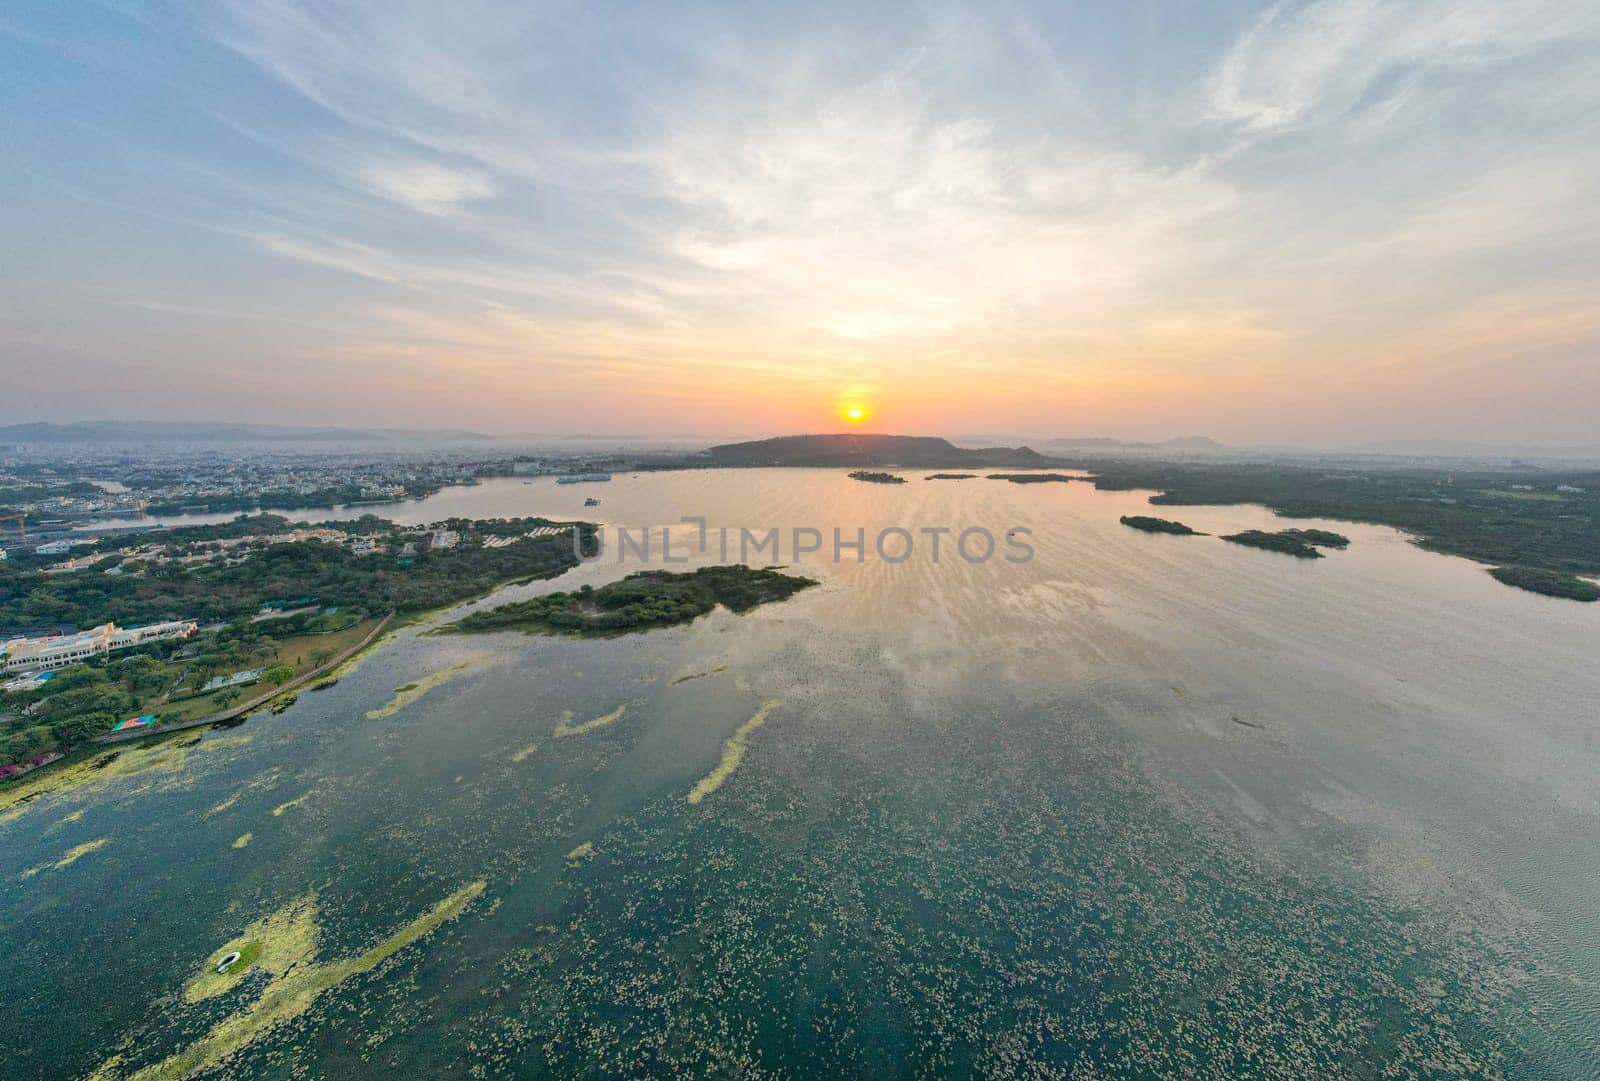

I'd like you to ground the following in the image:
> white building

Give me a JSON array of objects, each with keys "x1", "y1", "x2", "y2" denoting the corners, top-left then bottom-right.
[
  {"x1": 1, "y1": 620, "x2": 198, "y2": 674},
  {"x1": 34, "y1": 538, "x2": 94, "y2": 556}
]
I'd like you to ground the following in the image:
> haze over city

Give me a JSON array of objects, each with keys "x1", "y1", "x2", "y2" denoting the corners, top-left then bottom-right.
[{"x1": 4, "y1": 1, "x2": 1598, "y2": 444}]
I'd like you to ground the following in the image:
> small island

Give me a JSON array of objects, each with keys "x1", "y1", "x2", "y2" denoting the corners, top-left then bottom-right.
[
  {"x1": 442, "y1": 565, "x2": 818, "y2": 636},
  {"x1": 848, "y1": 470, "x2": 906, "y2": 484},
  {"x1": 925, "y1": 473, "x2": 978, "y2": 480},
  {"x1": 986, "y1": 473, "x2": 1082, "y2": 484},
  {"x1": 1488, "y1": 566, "x2": 1600, "y2": 602},
  {"x1": 1277, "y1": 528, "x2": 1350, "y2": 549},
  {"x1": 1120, "y1": 516, "x2": 1203, "y2": 536},
  {"x1": 1221, "y1": 528, "x2": 1350, "y2": 559}
]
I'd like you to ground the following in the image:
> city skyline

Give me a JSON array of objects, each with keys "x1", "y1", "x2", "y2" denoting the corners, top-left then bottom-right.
[{"x1": 3, "y1": 1, "x2": 1599, "y2": 443}]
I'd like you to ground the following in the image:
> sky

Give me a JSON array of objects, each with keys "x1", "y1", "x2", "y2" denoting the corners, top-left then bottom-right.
[{"x1": 1, "y1": 0, "x2": 1598, "y2": 445}]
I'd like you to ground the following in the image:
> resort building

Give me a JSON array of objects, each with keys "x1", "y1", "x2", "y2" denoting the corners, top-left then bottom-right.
[{"x1": 1, "y1": 620, "x2": 198, "y2": 674}]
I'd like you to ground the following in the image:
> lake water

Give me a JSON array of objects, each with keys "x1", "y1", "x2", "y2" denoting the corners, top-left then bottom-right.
[{"x1": 6, "y1": 470, "x2": 1598, "y2": 1078}]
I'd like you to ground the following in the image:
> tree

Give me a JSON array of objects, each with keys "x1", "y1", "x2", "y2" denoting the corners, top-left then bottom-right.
[{"x1": 263, "y1": 664, "x2": 295, "y2": 686}]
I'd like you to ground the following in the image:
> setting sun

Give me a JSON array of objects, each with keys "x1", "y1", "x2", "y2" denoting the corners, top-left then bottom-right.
[{"x1": 844, "y1": 405, "x2": 866, "y2": 423}]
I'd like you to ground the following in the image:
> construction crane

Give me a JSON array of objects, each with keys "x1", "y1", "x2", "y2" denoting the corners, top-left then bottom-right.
[{"x1": 0, "y1": 513, "x2": 25, "y2": 543}]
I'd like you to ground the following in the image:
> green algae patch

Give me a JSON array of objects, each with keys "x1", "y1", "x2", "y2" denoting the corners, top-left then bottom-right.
[
  {"x1": 687, "y1": 699, "x2": 783, "y2": 805},
  {"x1": 270, "y1": 792, "x2": 310, "y2": 817},
  {"x1": 53, "y1": 836, "x2": 110, "y2": 869},
  {"x1": 366, "y1": 657, "x2": 489, "y2": 719},
  {"x1": 23, "y1": 836, "x2": 111, "y2": 878},
  {"x1": 183, "y1": 894, "x2": 320, "y2": 1004},
  {"x1": 206, "y1": 768, "x2": 283, "y2": 819},
  {"x1": 565, "y1": 840, "x2": 595, "y2": 862},
  {"x1": 102, "y1": 882, "x2": 486, "y2": 1080},
  {"x1": 231, "y1": 833, "x2": 253, "y2": 849},
  {"x1": 511, "y1": 743, "x2": 540, "y2": 763},
  {"x1": 0, "y1": 735, "x2": 229, "y2": 819},
  {"x1": 553, "y1": 704, "x2": 627, "y2": 738},
  {"x1": 670, "y1": 664, "x2": 730, "y2": 685}
]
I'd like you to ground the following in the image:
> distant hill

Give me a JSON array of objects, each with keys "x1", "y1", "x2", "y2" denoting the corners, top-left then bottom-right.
[
  {"x1": 1044, "y1": 435, "x2": 1227, "y2": 452},
  {"x1": 704, "y1": 433, "x2": 1054, "y2": 468},
  {"x1": 0, "y1": 420, "x2": 495, "y2": 443}
]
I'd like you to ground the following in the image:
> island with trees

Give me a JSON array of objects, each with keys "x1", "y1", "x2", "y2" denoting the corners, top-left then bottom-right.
[
  {"x1": 1068, "y1": 458, "x2": 1598, "y2": 599},
  {"x1": 1220, "y1": 529, "x2": 1351, "y2": 559},
  {"x1": 1119, "y1": 516, "x2": 1203, "y2": 536},
  {"x1": 925, "y1": 473, "x2": 978, "y2": 480},
  {"x1": 986, "y1": 473, "x2": 1082, "y2": 484},
  {"x1": 847, "y1": 471, "x2": 907, "y2": 484},
  {"x1": 443, "y1": 565, "x2": 817, "y2": 637}
]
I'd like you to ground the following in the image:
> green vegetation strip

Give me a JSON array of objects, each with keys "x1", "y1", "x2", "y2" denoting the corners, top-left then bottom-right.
[
  {"x1": 553, "y1": 705, "x2": 627, "y2": 738},
  {"x1": 366, "y1": 658, "x2": 491, "y2": 719},
  {"x1": 687, "y1": 699, "x2": 783, "y2": 805},
  {"x1": 96, "y1": 882, "x2": 485, "y2": 1080},
  {"x1": 444, "y1": 565, "x2": 817, "y2": 637}
]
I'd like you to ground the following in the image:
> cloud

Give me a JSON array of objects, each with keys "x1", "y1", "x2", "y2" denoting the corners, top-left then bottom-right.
[
  {"x1": 358, "y1": 162, "x2": 494, "y2": 215},
  {"x1": 1208, "y1": 0, "x2": 1600, "y2": 134},
  {"x1": 641, "y1": 63, "x2": 1237, "y2": 343},
  {"x1": 11, "y1": 0, "x2": 1598, "y2": 439}
]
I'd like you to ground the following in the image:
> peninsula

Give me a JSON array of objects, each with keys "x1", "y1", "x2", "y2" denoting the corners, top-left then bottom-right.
[{"x1": 1488, "y1": 566, "x2": 1600, "y2": 601}]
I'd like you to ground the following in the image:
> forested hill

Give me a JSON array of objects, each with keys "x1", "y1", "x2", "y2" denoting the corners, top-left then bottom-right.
[{"x1": 703, "y1": 434, "x2": 1053, "y2": 468}]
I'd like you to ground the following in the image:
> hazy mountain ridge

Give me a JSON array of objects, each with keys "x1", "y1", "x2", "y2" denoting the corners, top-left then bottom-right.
[
  {"x1": 0, "y1": 421, "x2": 495, "y2": 443},
  {"x1": 1044, "y1": 435, "x2": 1227, "y2": 451}
]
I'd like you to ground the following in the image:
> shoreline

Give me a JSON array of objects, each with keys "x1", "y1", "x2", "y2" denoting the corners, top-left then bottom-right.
[{"x1": 87, "y1": 611, "x2": 396, "y2": 748}]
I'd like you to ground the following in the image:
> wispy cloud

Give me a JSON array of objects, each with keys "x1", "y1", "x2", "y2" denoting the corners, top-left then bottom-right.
[
  {"x1": 1208, "y1": 0, "x2": 1600, "y2": 134},
  {"x1": 357, "y1": 162, "x2": 494, "y2": 215}
]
